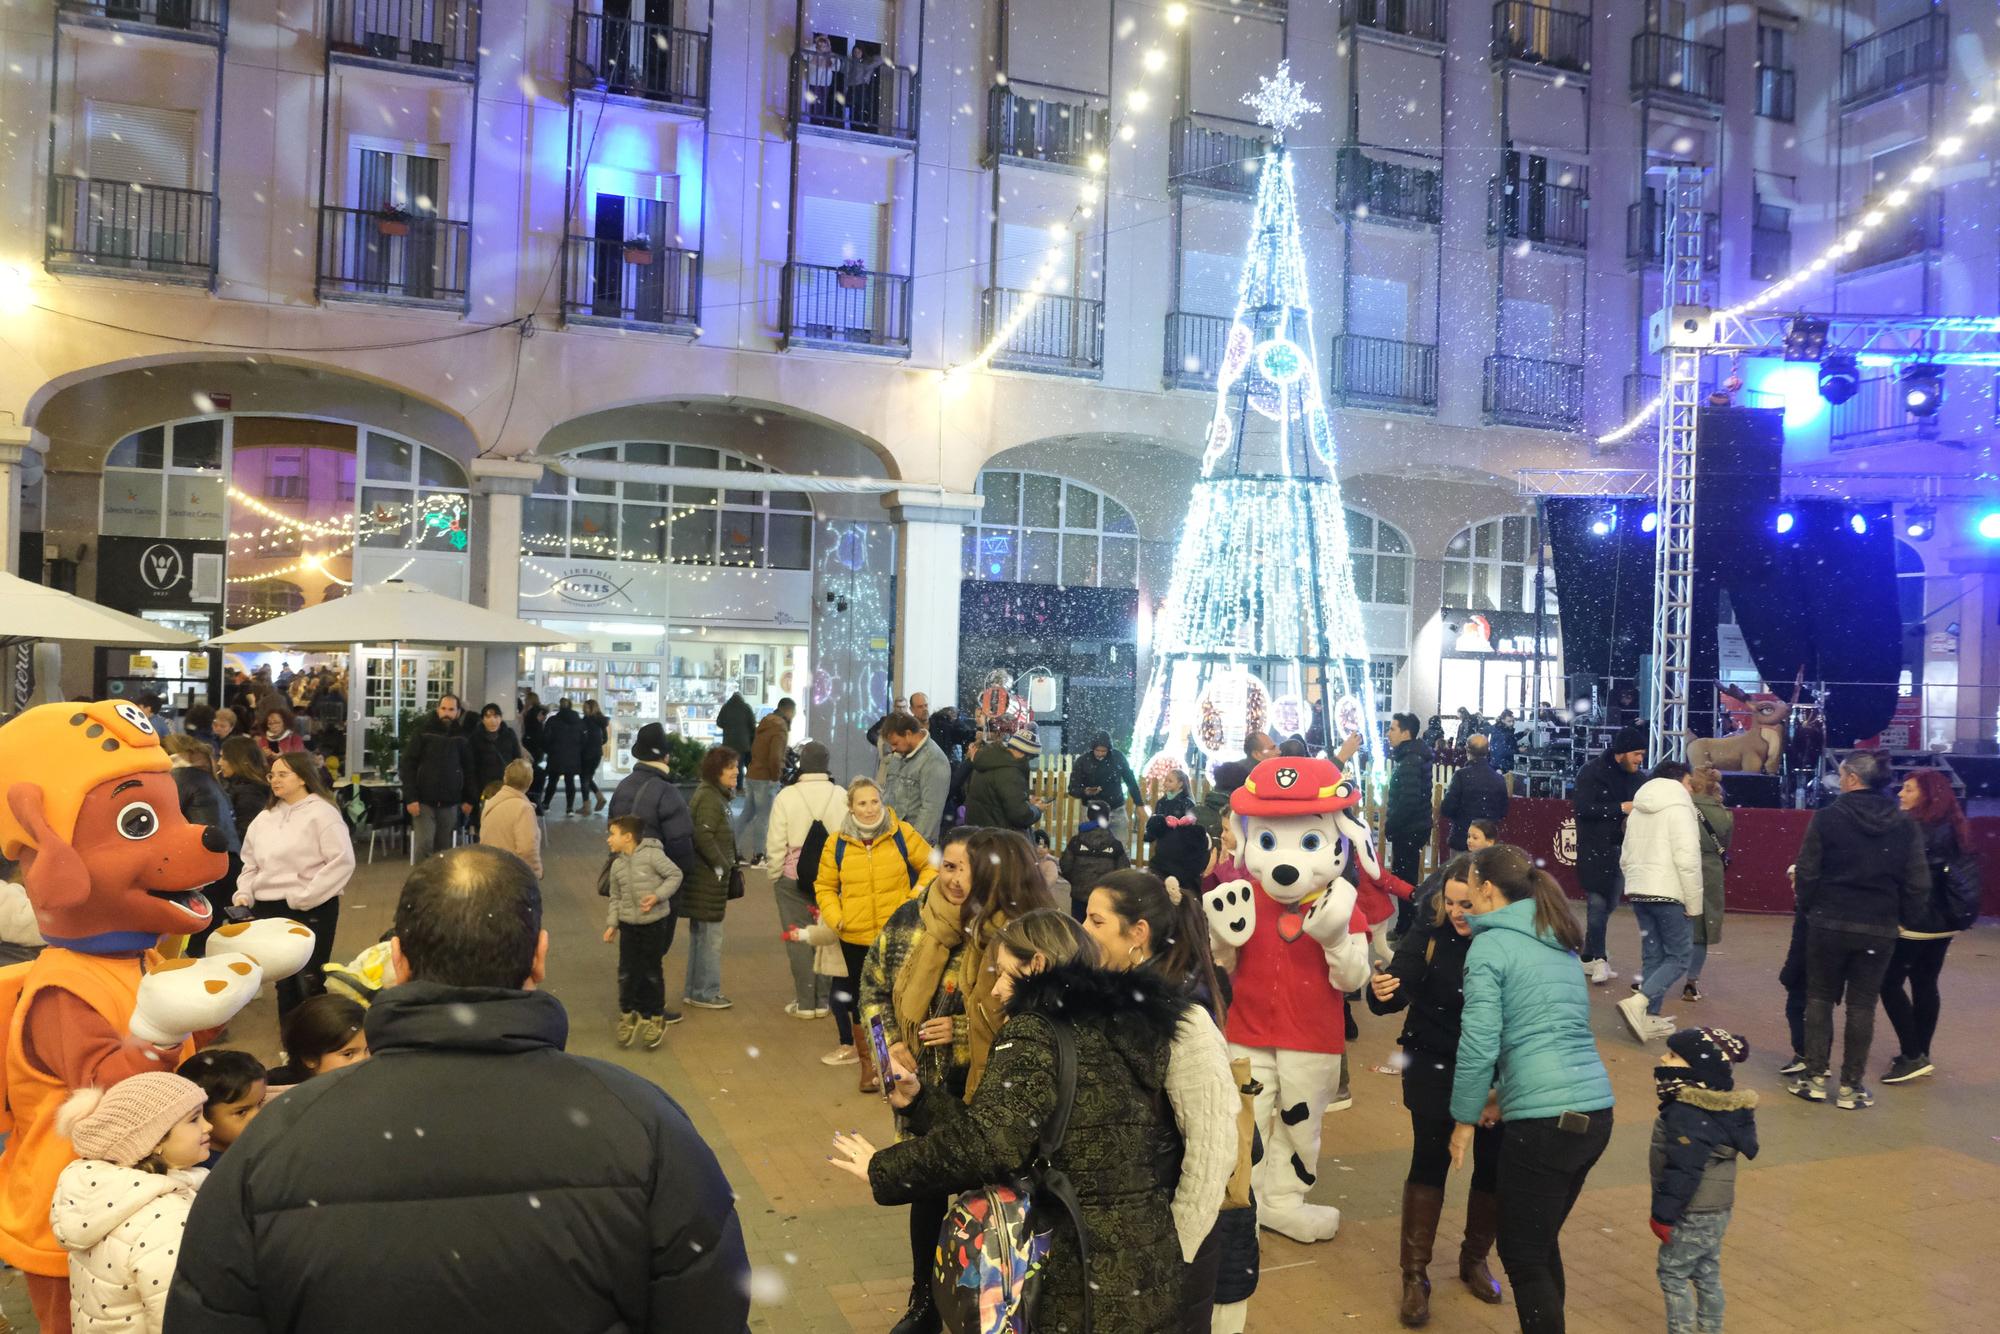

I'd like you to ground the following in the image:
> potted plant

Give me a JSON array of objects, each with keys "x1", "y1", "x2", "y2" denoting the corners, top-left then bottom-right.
[
  {"x1": 622, "y1": 235, "x2": 654, "y2": 266},
  {"x1": 835, "y1": 258, "x2": 868, "y2": 290},
  {"x1": 376, "y1": 204, "x2": 411, "y2": 237}
]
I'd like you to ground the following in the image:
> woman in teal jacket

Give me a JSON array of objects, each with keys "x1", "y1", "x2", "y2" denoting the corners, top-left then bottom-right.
[{"x1": 1449, "y1": 844, "x2": 1614, "y2": 1334}]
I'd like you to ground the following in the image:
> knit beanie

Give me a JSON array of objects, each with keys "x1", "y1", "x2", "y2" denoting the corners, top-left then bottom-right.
[
  {"x1": 55, "y1": 1073, "x2": 207, "y2": 1167},
  {"x1": 630, "y1": 722, "x2": 669, "y2": 762},
  {"x1": 797, "y1": 741, "x2": 831, "y2": 776},
  {"x1": 1005, "y1": 731, "x2": 1041, "y2": 759},
  {"x1": 1609, "y1": 726, "x2": 1648, "y2": 758},
  {"x1": 1665, "y1": 1027, "x2": 1749, "y2": 1090}
]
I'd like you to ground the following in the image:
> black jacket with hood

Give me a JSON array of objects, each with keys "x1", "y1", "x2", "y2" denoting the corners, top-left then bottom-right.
[
  {"x1": 164, "y1": 983, "x2": 749, "y2": 1334},
  {"x1": 1649, "y1": 1085, "x2": 1760, "y2": 1225},
  {"x1": 1068, "y1": 734, "x2": 1142, "y2": 810},
  {"x1": 467, "y1": 721, "x2": 526, "y2": 794},
  {"x1": 1572, "y1": 750, "x2": 1644, "y2": 879},
  {"x1": 540, "y1": 705, "x2": 588, "y2": 772},
  {"x1": 400, "y1": 713, "x2": 477, "y2": 809},
  {"x1": 963, "y1": 744, "x2": 1040, "y2": 831},
  {"x1": 1059, "y1": 825, "x2": 1129, "y2": 902},
  {"x1": 868, "y1": 962, "x2": 1186, "y2": 1334},
  {"x1": 1385, "y1": 738, "x2": 1434, "y2": 844},
  {"x1": 1793, "y1": 788, "x2": 1930, "y2": 937}
]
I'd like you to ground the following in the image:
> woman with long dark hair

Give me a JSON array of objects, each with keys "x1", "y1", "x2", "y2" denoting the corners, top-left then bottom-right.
[
  {"x1": 1449, "y1": 844, "x2": 1614, "y2": 1334},
  {"x1": 954, "y1": 827, "x2": 1058, "y2": 1098},
  {"x1": 579, "y1": 698, "x2": 612, "y2": 813},
  {"x1": 234, "y1": 753, "x2": 353, "y2": 1022},
  {"x1": 1367, "y1": 854, "x2": 1503, "y2": 1327},
  {"x1": 1881, "y1": 770, "x2": 1977, "y2": 1084}
]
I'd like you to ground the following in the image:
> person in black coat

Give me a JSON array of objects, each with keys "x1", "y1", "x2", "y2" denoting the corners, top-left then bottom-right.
[
  {"x1": 1068, "y1": 732, "x2": 1145, "y2": 844},
  {"x1": 1437, "y1": 735, "x2": 1511, "y2": 851},
  {"x1": 538, "y1": 698, "x2": 588, "y2": 816},
  {"x1": 610, "y1": 723, "x2": 699, "y2": 875},
  {"x1": 1384, "y1": 713, "x2": 1433, "y2": 935},
  {"x1": 401, "y1": 696, "x2": 478, "y2": 859},
  {"x1": 468, "y1": 703, "x2": 527, "y2": 797},
  {"x1": 1366, "y1": 853, "x2": 1503, "y2": 1326},
  {"x1": 579, "y1": 699, "x2": 612, "y2": 812},
  {"x1": 1571, "y1": 727, "x2": 1647, "y2": 979},
  {"x1": 163, "y1": 848, "x2": 749, "y2": 1334},
  {"x1": 716, "y1": 692, "x2": 756, "y2": 757}
]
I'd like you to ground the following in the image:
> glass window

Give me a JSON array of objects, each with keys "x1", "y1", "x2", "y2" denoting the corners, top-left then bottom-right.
[
  {"x1": 1501, "y1": 516, "x2": 1527, "y2": 563},
  {"x1": 626, "y1": 441, "x2": 672, "y2": 467},
  {"x1": 529, "y1": 441, "x2": 818, "y2": 564},
  {"x1": 365, "y1": 433, "x2": 413, "y2": 482},
  {"x1": 172, "y1": 419, "x2": 223, "y2": 470},
  {"x1": 719, "y1": 510, "x2": 764, "y2": 566},
  {"x1": 102, "y1": 472, "x2": 165, "y2": 535},
  {"x1": 413, "y1": 491, "x2": 469, "y2": 553},
  {"x1": 769, "y1": 488, "x2": 811, "y2": 512},
  {"x1": 1061, "y1": 534, "x2": 1098, "y2": 586},
  {"x1": 961, "y1": 528, "x2": 981, "y2": 578},
  {"x1": 534, "y1": 467, "x2": 565, "y2": 496},
  {"x1": 1022, "y1": 473, "x2": 1061, "y2": 529},
  {"x1": 1350, "y1": 552, "x2": 1375, "y2": 600},
  {"x1": 524, "y1": 498, "x2": 568, "y2": 554},
  {"x1": 1021, "y1": 530, "x2": 1059, "y2": 584},
  {"x1": 107, "y1": 426, "x2": 167, "y2": 471},
  {"x1": 975, "y1": 529, "x2": 1015, "y2": 581},
  {"x1": 982, "y1": 472, "x2": 1019, "y2": 526},
  {"x1": 768, "y1": 513, "x2": 813, "y2": 569},
  {"x1": 1064, "y1": 483, "x2": 1098, "y2": 530},
  {"x1": 722, "y1": 454, "x2": 760, "y2": 507},
  {"x1": 359, "y1": 486, "x2": 412, "y2": 548},
  {"x1": 970, "y1": 470, "x2": 1141, "y2": 588},
  {"x1": 1104, "y1": 502, "x2": 1136, "y2": 536},
  {"x1": 1345, "y1": 509, "x2": 1374, "y2": 548},
  {"x1": 1442, "y1": 561, "x2": 1469, "y2": 604},
  {"x1": 1341, "y1": 510, "x2": 1412, "y2": 606},
  {"x1": 675, "y1": 484, "x2": 717, "y2": 507},
  {"x1": 1377, "y1": 523, "x2": 1408, "y2": 554},
  {"x1": 572, "y1": 501, "x2": 618, "y2": 555},
  {"x1": 417, "y1": 448, "x2": 466, "y2": 489},
  {"x1": 623, "y1": 505, "x2": 668, "y2": 561},
  {"x1": 671, "y1": 508, "x2": 718, "y2": 564},
  {"x1": 675, "y1": 445, "x2": 718, "y2": 471},
  {"x1": 574, "y1": 445, "x2": 617, "y2": 497},
  {"x1": 1442, "y1": 515, "x2": 1556, "y2": 615},
  {"x1": 1377, "y1": 554, "x2": 1409, "y2": 603},
  {"x1": 1101, "y1": 536, "x2": 1138, "y2": 586}
]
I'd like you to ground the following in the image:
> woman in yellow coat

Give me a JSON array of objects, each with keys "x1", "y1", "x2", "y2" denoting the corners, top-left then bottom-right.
[{"x1": 816, "y1": 778, "x2": 935, "y2": 1089}]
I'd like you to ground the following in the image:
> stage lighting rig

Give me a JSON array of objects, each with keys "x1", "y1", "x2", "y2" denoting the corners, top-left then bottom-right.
[
  {"x1": 1903, "y1": 505, "x2": 1936, "y2": 541},
  {"x1": 1899, "y1": 363, "x2": 1944, "y2": 417},
  {"x1": 1817, "y1": 353, "x2": 1860, "y2": 404},
  {"x1": 1784, "y1": 317, "x2": 1829, "y2": 361}
]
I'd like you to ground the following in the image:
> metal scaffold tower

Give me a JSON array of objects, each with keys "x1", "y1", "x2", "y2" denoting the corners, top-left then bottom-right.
[{"x1": 1647, "y1": 165, "x2": 1709, "y2": 765}]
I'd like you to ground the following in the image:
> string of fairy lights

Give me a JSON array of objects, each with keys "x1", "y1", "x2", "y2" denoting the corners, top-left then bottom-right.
[{"x1": 1596, "y1": 92, "x2": 1998, "y2": 447}]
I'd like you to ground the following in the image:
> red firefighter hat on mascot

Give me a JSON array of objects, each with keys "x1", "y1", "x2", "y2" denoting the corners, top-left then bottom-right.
[
  {"x1": 1231, "y1": 755, "x2": 1361, "y2": 818},
  {"x1": 0, "y1": 700, "x2": 169, "y2": 860}
]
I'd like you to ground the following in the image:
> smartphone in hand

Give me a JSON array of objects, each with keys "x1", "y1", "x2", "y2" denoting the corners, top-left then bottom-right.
[{"x1": 868, "y1": 1016, "x2": 897, "y2": 1102}]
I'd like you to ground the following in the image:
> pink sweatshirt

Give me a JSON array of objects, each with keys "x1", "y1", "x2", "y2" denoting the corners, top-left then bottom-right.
[{"x1": 237, "y1": 796, "x2": 354, "y2": 911}]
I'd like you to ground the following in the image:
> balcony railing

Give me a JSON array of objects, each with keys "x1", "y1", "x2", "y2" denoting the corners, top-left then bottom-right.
[
  {"x1": 989, "y1": 86, "x2": 1109, "y2": 170},
  {"x1": 1339, "y1": 0, "x2": 1443, "y2": 43},
  {"x1": 1755, "y1": 65, "x2": 1795, "y2": 120},
  {"x1": 1485, "y1": 354, "x2": 1583, "y2": 429},
  {"x1": 58, "y1": 0, "x2": 225, "y2": 39},
  {"x1": 1632, "y1": 32, "x2": 1722, "y2": 105},
  {"x1": 1750, "y1": 202, "x2": 1791, "y2": 282},
  {"x1": 562, "y1": 235, "x2": 700, "y2": 330},
  {"x1": 1841, "y1": 12, "x2": 1948, "y2": 110},
  {"x1": 570, "y1": 14, "x2": 709, "y2": 111},
  {"x1": 46, "y1": 174, "x2": 214, "y2": 283},
  {"x1": 1169, "y1": 115, "x2": 1269, "y2": 195},
  {"x1": 1830, "y1": 375, "x2": 1939, "y2": 451},
  {"x1": 1332, "y1": 335, "x2": 1438, "y2": 412},
  {"x1": 982, "y1": 289, "x2": 1105, "y2": 377},
  {"x1": 328, "y1": 0, "x2": 479, "y2": 77},
  {"x1": 1837, "y1": 191, "x2": 1942, "y2": 274},
  {"x1": 792, "y1": 49, "x2": 918, "y2": 143},
  {"x1": 1337, "y1": 147, "x2": 1442, "y2": 225},
  {"x1": 1164, "y1": 311, "x2": 1229, "y2": 390},
  {"x1": 783, "y1": 263, "x2": 910, "y2": 353},
  {"x1": 1488, "y1": 176, "x2": 1588, "y2": 250},
  {"x1": 1626, "y1": 192, "x2": 1720, "y2": 269},
  {"x1": 317, "y1": 205, "x2": 469, "y2": 307},
  {"x1": 1491, "y1": 2, "x2": 1591, "y2": 75}
]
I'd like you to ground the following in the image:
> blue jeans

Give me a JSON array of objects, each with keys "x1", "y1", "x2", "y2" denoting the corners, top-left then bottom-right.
[
  {"x1": 1580, "y1": 866, "x2": 1622, "y2": 962},
  {"x1": 1657, "y1": 1208, "x2": 1729, "y2": 1334},
  {"x1": 1632, "y1": 900, "x2": 1695, "y2": 1015},
  {"x1": 737, "y1": 779, "x2": 781, "y2": 861},
  {"x1": 683, "y1": 919, "x2": 725, "y2": 1002},
  {"x1": 1687, "y1": 940, "x2": 1707, "y2": 983}
]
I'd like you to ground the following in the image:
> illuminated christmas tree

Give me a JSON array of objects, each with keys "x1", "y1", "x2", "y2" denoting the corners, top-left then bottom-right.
[{"x1": 1135, "y1": 63, "x2": 1376, "y2": 773}]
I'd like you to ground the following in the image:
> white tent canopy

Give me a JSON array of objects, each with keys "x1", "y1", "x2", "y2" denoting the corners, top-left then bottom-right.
[
  {"x1": 206, "y1": 580, "x2": 568, "y2": 650},
  {"x1": 0, "y1": 570, "x2": 199, "y2": 647}
]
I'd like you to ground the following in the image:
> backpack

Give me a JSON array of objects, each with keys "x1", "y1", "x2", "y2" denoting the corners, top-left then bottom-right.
[
  {"x1": 933, "y1": 1017, "x2": 1088, "y2": 1334},
  {"x1": 832, "y1": 828, "x2": 919, "y2": 887},
  {"x1": 1940, "y1": 849, "x2": 1983, "y2": 931}
]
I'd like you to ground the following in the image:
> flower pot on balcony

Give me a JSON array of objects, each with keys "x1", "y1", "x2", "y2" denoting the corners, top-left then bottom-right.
[
  {"x1": 836, "y1": 271, "x2": 867, "y2": 290},
  {"x1": 623, "y1": 245, "x2": 655, "y2": 266},
  {"x1": 376, "y1": 216, "x2": 411, "y2": 238}
]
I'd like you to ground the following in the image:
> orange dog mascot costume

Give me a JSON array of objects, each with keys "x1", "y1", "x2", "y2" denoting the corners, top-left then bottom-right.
[{"x1": 0, "y1": 700, "x2": 314, "y2": 1333}]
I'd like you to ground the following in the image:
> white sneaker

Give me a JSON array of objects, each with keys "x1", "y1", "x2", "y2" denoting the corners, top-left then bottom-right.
[
  {"x1": 784, "y1": 1001, "x2": 828, "y2": 1021},
  {"x1": 1645, "y1": 1016, "x2": 1679, "y2": 1039},
  {"x1": 1615, "y1": 992, "x2": 1653, "y2": 1043},
  {"x1": 1589, "y1": 959, "x2": 1618, "y2": 985},
  {"x1": 821, "y1": 1045, "x2": 860, "y2": 1066}
]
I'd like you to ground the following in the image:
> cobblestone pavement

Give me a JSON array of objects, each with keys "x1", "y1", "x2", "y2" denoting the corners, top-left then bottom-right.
[{"x1": 7, "y1": 815, "x2": 1997, "y2": 1332}]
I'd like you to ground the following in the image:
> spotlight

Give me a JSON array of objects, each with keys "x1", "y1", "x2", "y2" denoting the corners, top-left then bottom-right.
[
  {"x1": 1589, "y1": 510, "x2": 1618, "y2": 537},
  {"x1": 1817, "y1": 353, "x2": 1860, "y2": 405},
  {"x1": 1899, "y1": 363, "x2": 1944, "y2": 418},
  {"x1": 1903, "y1": 505, "x2": 1935, "y2": 541},
  {"x1": 1640, "y1": 510, "x2": 1658, "y2": 534},
  {"x1": 1784, "y1": 317, "x2": 1829, "y2": 361},
  {"x1": 1775, "y1": 510, "x2": 1796, "y2": 535},
  {"x1": 1848, "y1": 512, "x2": 1869, "y2": 536},
  {"x1": 1978, "y1": 510, "x2": 2000, "y2": 542}
]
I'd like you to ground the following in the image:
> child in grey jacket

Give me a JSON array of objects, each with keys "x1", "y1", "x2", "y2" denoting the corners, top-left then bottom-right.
[
  {"x1": 1650, "y1": 1027, "x2": 1759, "y2": 1334},
  {"x1": 602, "y1": 816, "x2": 684, "y2": 1048}
]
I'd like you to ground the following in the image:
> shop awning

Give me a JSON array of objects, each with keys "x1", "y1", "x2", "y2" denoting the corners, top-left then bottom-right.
[
  {"x1": 206, "y1": 580, "x2": 570, "y2": 650},
  {"x1": 0, "y1": 570, "x2": 200, "y2": 648}
]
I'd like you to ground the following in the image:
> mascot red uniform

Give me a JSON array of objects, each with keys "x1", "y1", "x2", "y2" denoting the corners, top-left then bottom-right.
[
  {"x1": 0, "y1": 700, "x2": 314, "y2": 1333},
  {"x1": 1202, "y1": 756, "x2": 1409, "y2": 1243}
]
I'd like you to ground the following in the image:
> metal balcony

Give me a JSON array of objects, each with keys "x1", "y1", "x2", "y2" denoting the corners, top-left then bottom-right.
[
  {"x1": 328, "y1": 0, "x2": 479, "y2": 79},
  {"x1": 1755, "y1": 65, "x2": 1795, "y2": 121},
  {"x1": 1164, "y1": 312, "x2": 1228, "y2": 390},
  {"x1": 1491, "y1": 2, "x2": 1591, "y2": 76},
  {"x1": 45, "y1": 174, "x2": 215, "y2": 284},
  {"x1": 1339, "y1": 0, "x2": 1443, "y2": 44},
  {"x1": 1169, "y1": 114, "x2": 1269, "y2": 196},
  {"x1": 981, "y1": 289, "x2": 1104, "y2": 377},
  {"x1": 1332, "y1": 335, "x2": 1438, "y2": 412},
  {"x1": 1337, "y1": 147, "x2": 1442, "y2": 226},
  {"x1": 1485, "y1": 354, "x2": 1583, "y2": 429},
  {"x1": 57, "y1": 0, "x2": 225, "y2": 41},
  {"x1": 318, "y1": 205, "x2": 470, "y2": 309},
  {"x1": 562, "y1": 235, "x2": 700, "y2": 332},
  {"x1": 783, "y1": 263, "x2": 910, "y2": 354},
  {"x1": 1488, "y1": 176, "x2": 1588, "y2": 251},
  {"x1": 988, "y1": 85, "x2": 1109, "y2": 172},
  {"x1": 791, "y1": 49, "x2": 918, "y2": 144},
  {"x1": 570, "y1": 13, "x2": 709, "y2": 112},
  {"x1": 1841, "y1": 12, "x2": 1948, "y2": 111},
  {"x1": 1750, "y1": 201, "x2": 1791, "y2": 282},
  {"x1": 1626, "y1": 192, "x2": 1719, "y2": 270},
  {"x1": 1837, "y1": 192, "x2": 1942, "y2": 275},
  {"x1": 1830, "y1": 375, "x2": 1940, "y2": 452},
  {"x1": 1631, "y1": 32, "x2": 1723, "y2": 107}
]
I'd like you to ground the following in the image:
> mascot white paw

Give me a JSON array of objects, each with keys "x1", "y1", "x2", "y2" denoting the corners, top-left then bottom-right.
[
  {"x1": 212, "y1": 916, "x2": 316, "y2": 980},
  {"x1": 130, "y1": 954, "x2": 263, "y2": 1046},
  {"x1": 1203, "y1": 879, "x2": 1256, "y2": 950}
]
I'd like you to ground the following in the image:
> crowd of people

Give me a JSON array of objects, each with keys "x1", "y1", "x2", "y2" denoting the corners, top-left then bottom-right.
[{"x1": 9, "y1": 678, "x2": 1982, "y2": 1334}]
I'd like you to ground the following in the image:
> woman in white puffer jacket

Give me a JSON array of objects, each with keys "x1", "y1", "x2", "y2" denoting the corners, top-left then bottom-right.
[
  {"x1": 50, "y1": 1073, "x2": 211, "y2": 1334},
  {"x1": 1616, "y1": 760, "x2": 1704, "y2": 1043}
]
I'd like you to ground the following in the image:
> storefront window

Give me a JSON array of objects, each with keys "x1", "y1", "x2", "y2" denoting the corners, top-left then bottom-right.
[
  {"x1": 100, "y1": 420, "x2": 227, "y2": 539},
  {"x1": 963, "y1": 470, "x2": 1139, "y2": 588},
  {"x1": 1443, "y1": 514, "x2": 1559, "y2": 614},
  {"x1": 527, "y1": 442, "x2": 813, "y2": 569},
  {"x1": 1345, "y1": 509, "x2": 1414, "y2": 607}
]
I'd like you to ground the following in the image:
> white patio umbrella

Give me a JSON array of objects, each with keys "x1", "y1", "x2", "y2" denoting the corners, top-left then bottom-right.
[{"x1": 0, "y1": 569, "x2": 199, "y2": 647}]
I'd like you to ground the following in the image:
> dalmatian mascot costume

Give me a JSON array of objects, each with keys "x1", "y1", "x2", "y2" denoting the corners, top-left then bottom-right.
[
  {"x1": 1203, "y1": 755, "x2": 1409, "y2": 1243},
  {"x1": 0, "y1": 700, "x2": 314, "y2": 1333}
]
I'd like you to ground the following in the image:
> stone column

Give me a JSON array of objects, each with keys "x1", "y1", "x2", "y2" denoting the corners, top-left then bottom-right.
[
  {"x1": 0, "y1": 425, "x2": 39, "y2": 577},
  {"x1": 881, "y1": 487, "x2": 981, "y2": 709},
  {"x1": 467, "y1": 458, "x2": 543, "y2": 711}
]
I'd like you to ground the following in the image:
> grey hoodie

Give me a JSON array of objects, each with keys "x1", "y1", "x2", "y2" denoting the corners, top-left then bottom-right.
[{"x1": 606, "y1": 837, "x2": 680, "y2": 929}]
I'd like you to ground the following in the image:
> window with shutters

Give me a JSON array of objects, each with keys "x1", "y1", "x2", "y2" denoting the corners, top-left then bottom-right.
[
  {"x1": 796, "y1": 196, "x2": 887, "y2": 270},
  {"x1": 84, "y1": 102, "x2": 197, "y2": 188}
]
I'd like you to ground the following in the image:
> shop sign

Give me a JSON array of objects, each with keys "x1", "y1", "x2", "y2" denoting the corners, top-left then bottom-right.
[
  {"x1": 97, "y1": 536, "x2": 227, "y2": 611},
  {"x1": 518, "y1": 560, "x2": 672, "y2": 618}
]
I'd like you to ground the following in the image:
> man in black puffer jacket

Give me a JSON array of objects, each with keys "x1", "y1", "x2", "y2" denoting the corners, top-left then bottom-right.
[
  {"x1": 165, "y1": 846, "x2": 749, "y2": 1334},
  {"x1": 1437, "y1": 734, "x2": 1509, "y2": 851},
  {"x1": 1571, "y1": 726, "x2": 1647, "y2": 981},
  {"x1": 401, "y1": 694, "x2": 477, "y2": 860},
  {"x1": 1383, "y1": 713, "x2": 1434, "y2": 935}
]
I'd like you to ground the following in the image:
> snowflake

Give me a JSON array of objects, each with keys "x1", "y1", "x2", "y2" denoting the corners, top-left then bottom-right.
[{"x1": 1243, "y1": 61, "x2": 1320, "y2": 136}]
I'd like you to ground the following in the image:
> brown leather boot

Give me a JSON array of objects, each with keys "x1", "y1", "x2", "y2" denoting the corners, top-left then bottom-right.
[
  {"x1": 1459, "y1": 1187, "x2": 1504, "y2": 1304},
  {"x1": 1399, "y1": 1182, "x2": 1444, "y2": 1327},
  {"x1": 856, "y1": 1037, "x2": 881, "y2": 1094}
]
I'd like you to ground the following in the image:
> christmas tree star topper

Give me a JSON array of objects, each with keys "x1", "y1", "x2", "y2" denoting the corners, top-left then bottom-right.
[{"x1": 1243, "y1": 60, "x2": 1320, "y2": 137}]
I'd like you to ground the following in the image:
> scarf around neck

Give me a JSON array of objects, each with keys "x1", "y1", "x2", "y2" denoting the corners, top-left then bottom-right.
[
  {"x1": 894, "y1": 887, "x2": 968, "y2": 1044},
  {"x1": 844, "y1": 811, "x2": 891, "y2": 843},
  {"x1": 959, "y1": 908, "x2": 1015, "y2": 1099}
]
